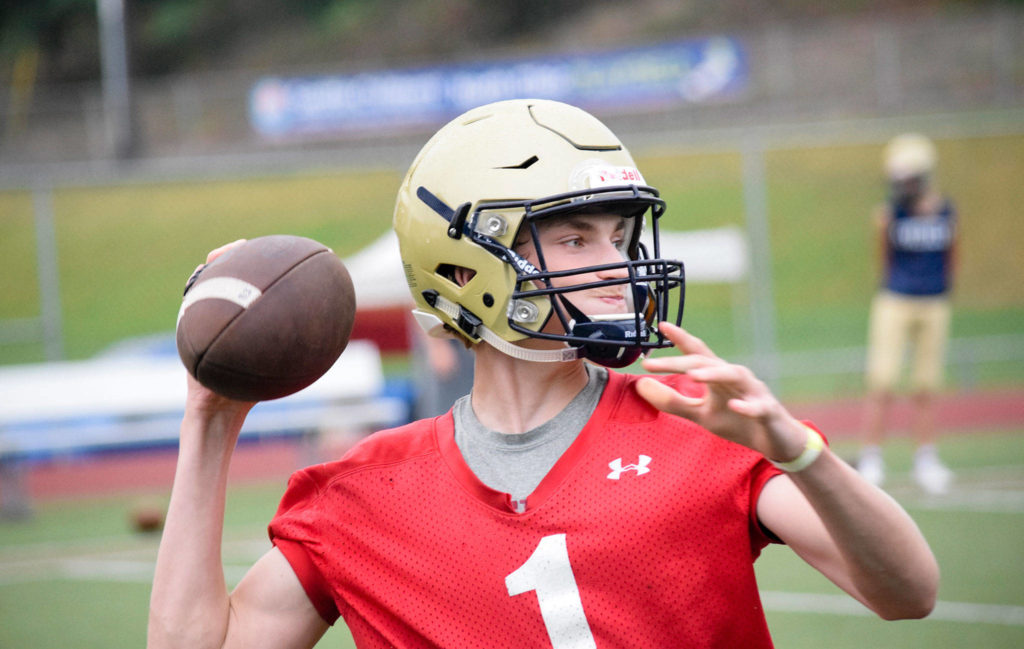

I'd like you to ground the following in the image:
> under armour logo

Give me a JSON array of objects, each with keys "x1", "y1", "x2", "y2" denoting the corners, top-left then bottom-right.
[{"x1": 607, "y1": 455, "x2": 652, "y2": 480}]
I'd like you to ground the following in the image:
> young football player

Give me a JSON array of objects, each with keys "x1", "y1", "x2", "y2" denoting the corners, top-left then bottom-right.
[
  {"x1": 858, "y1": 133, "x2": 957, "y2": 495},
  {"x1": 149, "y1": 100, "x2": 939, "y2": 649}
]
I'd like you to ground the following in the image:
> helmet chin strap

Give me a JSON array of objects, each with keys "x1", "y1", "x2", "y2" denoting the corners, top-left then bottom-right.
[
  {"x1": 477, "y1": 326, "x2": 583, "y2": 363},
  {"x1": 416, "y1": 291, "x2": 648, "y2": 366},
  {"x1": 412, "y1": 297, "x2": 581, "y2": 363}
]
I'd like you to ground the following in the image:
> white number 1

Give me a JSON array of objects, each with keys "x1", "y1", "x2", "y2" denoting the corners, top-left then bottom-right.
[{"x1": 505, "y1": 534, "x2": 597, "y2": 649}]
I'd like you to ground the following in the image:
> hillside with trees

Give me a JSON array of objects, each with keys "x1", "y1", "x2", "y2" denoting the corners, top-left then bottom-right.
[{"x1": 1, "y1": 0, "x2": 994, "y2": 83}]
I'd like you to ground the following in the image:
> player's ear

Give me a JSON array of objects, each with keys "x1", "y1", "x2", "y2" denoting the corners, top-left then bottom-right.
[{"x1": 453, "y1": 266, "x2": 476, "y2": 287}]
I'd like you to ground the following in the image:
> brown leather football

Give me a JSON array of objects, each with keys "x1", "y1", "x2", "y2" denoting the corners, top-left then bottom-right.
[{"x1": 176, "y1": 235, "x2": 355, "y2": 401}]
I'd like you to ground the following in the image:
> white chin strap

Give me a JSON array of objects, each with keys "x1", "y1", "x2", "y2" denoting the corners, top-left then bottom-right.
[
  {"x1": 477, "y1": 325, "x2": 582, "y2": 363},
  {"x1": 411, "y1": 299, "x2": 581, "y2": 363}
]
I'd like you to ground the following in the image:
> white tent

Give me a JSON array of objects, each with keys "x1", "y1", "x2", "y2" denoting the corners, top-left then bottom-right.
[{"x1": 344, "y1": 230, "x2": 413, "y2": 310}]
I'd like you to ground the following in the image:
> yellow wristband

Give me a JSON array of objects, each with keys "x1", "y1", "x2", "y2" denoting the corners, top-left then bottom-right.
[{"x1": 769, "y1": 425, "x2": 825, "y2": 473}]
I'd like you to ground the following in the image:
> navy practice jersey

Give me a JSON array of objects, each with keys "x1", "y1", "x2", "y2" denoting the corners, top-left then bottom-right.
[{"x1": 884, "y1": 199, "x2": 956, "y2": 296}]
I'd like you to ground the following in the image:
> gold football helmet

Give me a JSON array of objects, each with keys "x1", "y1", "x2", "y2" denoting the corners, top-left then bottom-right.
[
  {"x1": 884, "y1": 133, "x2": 937, "y2": 207},
  {"x1": 884, "y1": 133, "x2": 937, "y2": 181},
  {"x1": 393, "y1": 99, "x2": 684, "y2": 367}
]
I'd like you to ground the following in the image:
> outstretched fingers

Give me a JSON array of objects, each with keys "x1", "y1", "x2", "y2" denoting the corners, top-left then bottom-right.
[
  {"x1": 640, "y1": 328, "x2": 775, "y2": 423},
  {"x1": 689, "y1": 362, "x2": 767, "y2": 408},
  {"x1": 725, "y1": 394, "x2": 776, "y2": 420},
  {"x1": 635, "y1": 376, "x2": 703, "y2": 418},
  {"x1": 637, "y1": 323, "x2": 725, "y2": 418},
  {"x1": 206, "y1": 238, "x2": 247, "y2": 263},
  {"x1": 656, "y1": 321, "x2": 719, "y2": 358},
  {"x1": 641, "y1": 323, "x2": 724, "y2": 375},
  {"x1": 641, "y1": 353, "x2": 719, "y2": 375},
  {"x1": 639, "y1": 323, "x2": 796, "y2": 456}
]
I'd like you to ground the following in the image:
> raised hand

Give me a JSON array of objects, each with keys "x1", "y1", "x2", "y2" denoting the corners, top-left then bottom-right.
[
  {"x1": 635, "y1": 322, "x2": 807, "y2": 463},
  {"x1": 181, "y1": 239, "x2": 256, "y2": 417}
]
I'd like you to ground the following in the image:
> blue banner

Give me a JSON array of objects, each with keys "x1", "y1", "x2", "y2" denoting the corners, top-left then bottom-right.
[{"x1": 249, "y1": 36, "x2": 748, "y2": 138}]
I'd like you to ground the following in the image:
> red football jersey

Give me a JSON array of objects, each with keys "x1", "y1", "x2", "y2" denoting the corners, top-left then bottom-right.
[{"x1": 269, "y1": 370, "x2": 783, "y2": 648}]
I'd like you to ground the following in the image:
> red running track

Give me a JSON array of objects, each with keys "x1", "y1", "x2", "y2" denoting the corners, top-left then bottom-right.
[{"x1": 14, "y1": 389, "x2": 1024, "y2": 502}]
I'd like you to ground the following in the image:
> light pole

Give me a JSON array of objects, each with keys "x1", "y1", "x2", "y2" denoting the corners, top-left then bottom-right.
[{"x1": 96, "y1": 0, "x2": 137, "y2": 159}]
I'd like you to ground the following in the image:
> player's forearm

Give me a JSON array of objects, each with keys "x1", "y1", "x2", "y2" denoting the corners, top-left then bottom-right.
[
  {"x1": 147, "y1": 408, "x2": 248, "y2": 649},
  {"x1": 789, "y1": 451, "x2": 939, "y2": 619}
]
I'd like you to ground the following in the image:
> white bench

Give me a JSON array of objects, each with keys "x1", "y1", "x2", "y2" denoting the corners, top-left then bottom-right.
[{"x1": 0, "y1": 339, "x2": 404, "y2": 459}]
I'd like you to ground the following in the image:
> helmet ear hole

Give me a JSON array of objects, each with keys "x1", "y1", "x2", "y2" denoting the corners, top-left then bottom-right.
[{"x1": 435, "y1": 264, "x2": 476, "y2": 287}]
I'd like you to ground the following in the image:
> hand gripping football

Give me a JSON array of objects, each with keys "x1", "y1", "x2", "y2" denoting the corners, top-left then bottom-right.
[{"x1": 176, "y1": 235, "x2": 356, "y2": 401}]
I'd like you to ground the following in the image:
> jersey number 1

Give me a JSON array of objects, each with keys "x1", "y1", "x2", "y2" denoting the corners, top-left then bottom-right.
[{"x1": 505, "y1": 534, "x2": 597, "y2": 649}]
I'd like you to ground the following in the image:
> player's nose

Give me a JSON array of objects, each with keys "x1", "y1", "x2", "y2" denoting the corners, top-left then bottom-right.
[{"x1": 593, "y1": 242, "x2": 629, "y2": 277}]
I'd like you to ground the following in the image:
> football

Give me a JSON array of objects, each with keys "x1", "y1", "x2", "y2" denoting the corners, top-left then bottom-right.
[
  {"x1": 130, "y1": 505, "x2": 165, "y2": 534},
  {"x1": 176, "y1": 235, "x2": 356, "y2": 401}
]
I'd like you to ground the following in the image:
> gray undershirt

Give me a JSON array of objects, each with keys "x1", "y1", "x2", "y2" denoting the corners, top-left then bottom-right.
[{"x1": 453, "y1": 364, "x2": 608, "y2": 501}]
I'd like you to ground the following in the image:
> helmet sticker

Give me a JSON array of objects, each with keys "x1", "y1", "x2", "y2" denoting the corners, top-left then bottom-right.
[
  {"x1": 569, "y1": 159, "x2": 647, "y2": 192},
  {"x1": 503, "y1": 245, "x2": 539, "y2": 276}
]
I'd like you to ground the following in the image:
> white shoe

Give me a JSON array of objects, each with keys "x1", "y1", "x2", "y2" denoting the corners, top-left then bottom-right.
[
  {"x1": 857, "y1": 452, "x2": 885, "y2": 488},
  {"x1": 914, "y1": 452, "x2": 953, "y2": 495}
]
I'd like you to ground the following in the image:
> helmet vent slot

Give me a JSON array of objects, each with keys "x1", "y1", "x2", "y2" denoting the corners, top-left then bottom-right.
[
  {"x1": 434, "y1": 264, "x2": 459, "y2": 284},
  {"x1": 497, "y1": 155, "x2": 539, "y2": 170}
]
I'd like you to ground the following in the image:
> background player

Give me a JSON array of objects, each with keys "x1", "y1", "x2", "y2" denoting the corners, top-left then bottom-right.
[
  {"x1": 408, "y1": 314, "x2": 475, "y2": 419},
  {"x1": 149, "y1": 100, "x2": 938, "y2": 648},
  {"x1": 858, "y1": 133, "x2": 957, "y2": 495}
]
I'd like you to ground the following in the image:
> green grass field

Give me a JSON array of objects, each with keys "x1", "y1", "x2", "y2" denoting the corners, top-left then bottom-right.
[
  {"x1": 2, "y1": 134, "x2": 1023, "y2": 396},
  {"x1": 1, "y1": 429, "x2": 1022, "y2": 648},
  {"x1": 1, "y1": 131, "x2": 1022, "y2": 645}
]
